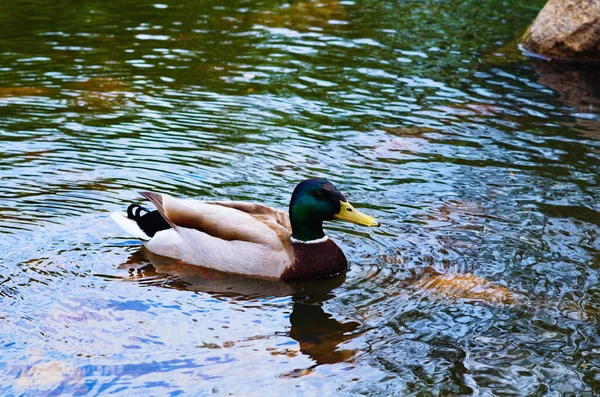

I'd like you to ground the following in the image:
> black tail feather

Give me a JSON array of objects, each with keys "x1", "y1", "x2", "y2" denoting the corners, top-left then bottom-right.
[
  {"x1": 127, "y1": 204, "x2": 171, "y2": 238},
  {"x1": 127, "y1": 204, "x2": 148, "y2": 219}
]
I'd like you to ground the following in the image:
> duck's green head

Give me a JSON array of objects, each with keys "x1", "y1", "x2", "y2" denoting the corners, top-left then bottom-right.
[{"x1": 289, "y1": 178, "x2": 379, "y2": 242}]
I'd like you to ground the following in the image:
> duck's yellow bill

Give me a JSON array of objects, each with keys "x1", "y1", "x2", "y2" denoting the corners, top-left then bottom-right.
[{"x1": 335, "y1": 201, "x2": 380, "y2": 227}]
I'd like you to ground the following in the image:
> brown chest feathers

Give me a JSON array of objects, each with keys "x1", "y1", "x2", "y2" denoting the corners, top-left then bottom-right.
[{"x1": 281, "y1": 238, "x2": 348, "y2": 281}]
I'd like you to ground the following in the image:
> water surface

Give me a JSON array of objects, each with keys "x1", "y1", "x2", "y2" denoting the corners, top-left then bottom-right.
[{"x1": 1, "y1": 0, "x2": 600, "y2": 395}]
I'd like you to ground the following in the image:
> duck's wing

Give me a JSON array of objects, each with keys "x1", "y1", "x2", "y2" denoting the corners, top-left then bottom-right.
[
  {"x1": 140, "y1": 192, "x2": 291, "y2": 251},
  {"x1": 208, "y1": 200, "x2": 291, "y2": 232}
]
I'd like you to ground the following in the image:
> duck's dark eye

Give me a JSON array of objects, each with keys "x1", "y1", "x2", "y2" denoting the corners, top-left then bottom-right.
[{"x1": 314, "y1": 190, "x2": 326, "y2": 199}]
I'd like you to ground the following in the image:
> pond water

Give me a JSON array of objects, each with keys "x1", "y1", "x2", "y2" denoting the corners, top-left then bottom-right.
[{"x1": 1, "y1": 0, "x2": 600, "y2": 395}]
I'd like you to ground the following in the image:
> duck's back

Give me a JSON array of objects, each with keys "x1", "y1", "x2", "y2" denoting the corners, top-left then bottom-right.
[{"x1": 113, "y1": 193, "x2": 294, "y2": 279}]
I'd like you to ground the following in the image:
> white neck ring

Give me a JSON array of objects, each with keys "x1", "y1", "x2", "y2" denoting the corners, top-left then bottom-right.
[{"x1": 290, "y1": 235, "x2": 330, "y2": 244}]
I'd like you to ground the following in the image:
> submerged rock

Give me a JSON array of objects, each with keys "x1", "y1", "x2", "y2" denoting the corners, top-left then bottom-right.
[
  {"x1": 522, "y1": 0, "x2": 600, "y2": 60},
  {"x1": 529, "y1": 58, "x2": 600, "y2": 111},
  {"x1": 413, "y1": 272, "x2": 519, "y2": 306}
]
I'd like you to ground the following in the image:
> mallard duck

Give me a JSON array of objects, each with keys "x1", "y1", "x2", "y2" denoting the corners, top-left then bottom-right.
[{"x1": 111, "y1": 178, "x2": 379, "y2": 281}]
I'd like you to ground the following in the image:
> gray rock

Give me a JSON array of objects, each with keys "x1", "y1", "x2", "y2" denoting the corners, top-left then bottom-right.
[{"x1": 522, "y1": 0, "x2": 600, "y2": 60}]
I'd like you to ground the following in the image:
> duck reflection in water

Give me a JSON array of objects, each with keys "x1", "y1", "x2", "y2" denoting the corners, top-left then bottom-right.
[{"x1": 119, "y1": 247, "x2": 360, "y2": 366}]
